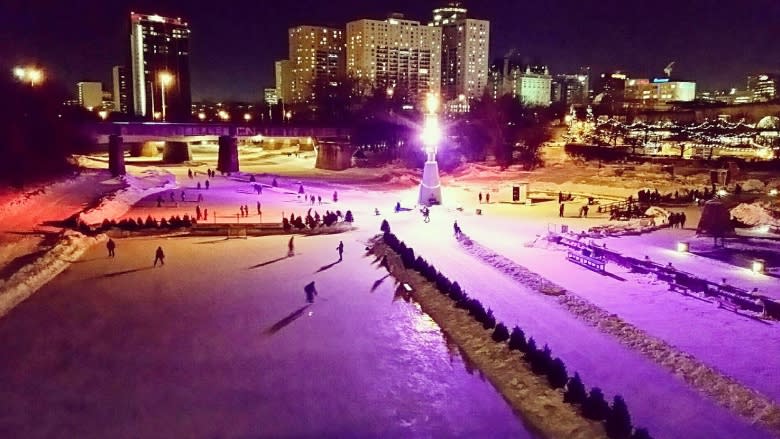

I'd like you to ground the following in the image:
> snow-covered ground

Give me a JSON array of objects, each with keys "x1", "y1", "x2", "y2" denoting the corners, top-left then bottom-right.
[{"x1": 2, "y1": 144, "x2": 780, "y2": 437}]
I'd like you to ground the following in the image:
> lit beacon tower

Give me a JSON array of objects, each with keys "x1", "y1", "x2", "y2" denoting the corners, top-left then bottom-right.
[{"x1": 419, "y1": 93, "x2": 443, "y2": 206}]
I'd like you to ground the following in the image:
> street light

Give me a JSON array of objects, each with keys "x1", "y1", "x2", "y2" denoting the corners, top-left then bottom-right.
[
  {"x1": 244, "y1": 113, "x2": 252, "y2": 122},
  {"x1": 158, "y1": 71, "x2": 173, "y2": 121},
  {"x1": 419, "y1": 92, "x2": 443, "y2": 206},
  {"x1": 13, "y1": 66, "x2": 44, "y2": 86}
]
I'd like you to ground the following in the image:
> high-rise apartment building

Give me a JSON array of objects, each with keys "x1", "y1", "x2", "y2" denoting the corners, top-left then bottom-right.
[
  {"x1": 129, "y1": 13, "x2": 191, "y2": 121},
  {"x1": 288, "y1": 26, "x2": 345, "y2": 104},
  {"x1": 77, "y1": 81, "x2": 103, "y2": 110},
  {"x1": 275, "y1": 60, "x2": 292, "y2": 104},
  {"x1": 489, "y1": 57, "x2": 552, "y2": 107},
  {"x1": 552, "y1": 69, "x2": 590, "y2": 106},
  {"x1": 431, "y1": 3, "x2": 490, "y2": 102},
  {"x1": 748, "y1": 73, "x2": 779, "y2": 102},
  {"x1": 112, "y1": 65, "x2": 129, "y2": 113},
  {"x1": 347, "y1": 14, "x2": 441, "y2": 102}
]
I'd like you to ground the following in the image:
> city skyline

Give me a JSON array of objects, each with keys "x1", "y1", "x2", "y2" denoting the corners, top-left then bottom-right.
[{"x1": 3, "y1": 0, "x2": 779, "y2": 101}]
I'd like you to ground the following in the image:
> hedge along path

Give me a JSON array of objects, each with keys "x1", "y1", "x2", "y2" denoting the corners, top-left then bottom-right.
[
  {"x1": 455, "y1": 234, "x2": 780, "y2": 435},
  {"x1": 371, "y1": 237, "x2": 607, "y2": 439}
]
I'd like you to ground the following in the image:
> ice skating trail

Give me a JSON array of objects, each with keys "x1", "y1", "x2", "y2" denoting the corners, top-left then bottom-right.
[{"x1": 0, "y1": 233, "x2": 534, "y2": 438}]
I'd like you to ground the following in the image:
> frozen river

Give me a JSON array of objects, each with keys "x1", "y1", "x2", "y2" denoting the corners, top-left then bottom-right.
[{"x1": 0, "y1": 234, "x2": 535, "y2": 438}]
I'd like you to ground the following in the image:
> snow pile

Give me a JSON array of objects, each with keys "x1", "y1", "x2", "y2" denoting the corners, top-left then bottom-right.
[
  {"x1": 455, "y1": 234, "x2": 780, "y2": 434},
  {"x1": 730, "y1": 202, "x2": 780, "y2": 227},
  {"x1": 78, "y1": 170, "x2": 176, "y2": 225},
  {"x1": 740, "y1": 179, "x2": 766, "y2": 192},
  {"x1": 586, "y1": 207, "x2": 670, "y2": 237},
  {"x1": 0, "y1": 231, "x2": 104, "y2": 319}
]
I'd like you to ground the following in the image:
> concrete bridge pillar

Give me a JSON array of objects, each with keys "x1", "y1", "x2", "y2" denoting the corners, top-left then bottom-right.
[
  {"x1": 108, "y1": 135, "x2": 126, "y2": 176},
  {"x1": 163, "y1": 141, "x2": 192, "y2": 163},
  {"x1": 218, "y1": 136, "x2": 239, "y2": 173}
]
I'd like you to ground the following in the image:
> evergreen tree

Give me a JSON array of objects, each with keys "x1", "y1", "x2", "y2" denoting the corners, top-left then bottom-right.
[
  {"x1": 492, "y1": 323, "x2": 510, "y2": 343},
  {"x1": 564, "y1": 373, "x2": 587, "y2": 405},
  {"x1": 525, "y1": 337, "x2": 537, "y2": 356},
  {"x1": 605, "y1": 395, "x2": 633, "y2": 439},
  {"x1": 582, "y1": 387, "x2": 610, "y2": 421},
  {"x1": 508, "y1": 326, "x2": 527, "y2": 351},
  {"x1": 380, "y1": 219, "x2": 391, "y2": 233},
  {"x1": 630, "y1": 428, "x2": 652, "y2": 439},
  {"x1": 482, "y1": 308, "x2": 496, "y2": 329},
  {"x1": 548, "y1": 357, "x2": 568, "y2": 389},
  {"x1": 531, "y1": 344, "x2": 552, "y2": 375}
]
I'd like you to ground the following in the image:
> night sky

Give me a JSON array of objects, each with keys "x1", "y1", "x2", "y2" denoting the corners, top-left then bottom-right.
[{"x1": 2, "y1": 0, "x2": 778, "y2": 101}]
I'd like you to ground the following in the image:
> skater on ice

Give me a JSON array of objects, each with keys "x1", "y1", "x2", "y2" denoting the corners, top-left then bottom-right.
[
  {"x1": 304, "y1": 281, "x2": 318, "y2": 303},
  {"x1": 337, "y1": 241, "x2": 344, "y2": 261},
  {"x1": 154, "y1": 246, "x2": 165, "y2": 267}
]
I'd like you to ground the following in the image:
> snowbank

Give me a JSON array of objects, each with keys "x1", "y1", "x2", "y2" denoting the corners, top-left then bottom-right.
[
  {"x1": 585, "y1": 207, "x2": 670, "y2": 237},
  {"x1": 78, "y1": 170, "x2": 176, "y2": 225},
  {"x1": 731, "y1": 202, "x2": 780, "y2": 227},
  {"x1": 740, "y1": 179, "x2": 766, "y2": 192},
  {"x1": 0, "y1": 231, "x2": 104, "y2": 319}
]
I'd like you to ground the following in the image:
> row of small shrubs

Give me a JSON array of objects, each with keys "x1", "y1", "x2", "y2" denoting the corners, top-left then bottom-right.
[{"x1": 380, "y1": 220, "x2": 651, "y2": 439}]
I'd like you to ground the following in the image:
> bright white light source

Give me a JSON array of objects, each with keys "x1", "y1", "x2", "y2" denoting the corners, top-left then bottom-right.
[
  {"x1": 752, "y1": 260, "x2": 764, "y2": 273},
  {"x1": 676, "y1": 242, "x2": 689, "y2": 253},
  {"x1": 158, "y1": 71, "x2": 173, "y2": 86},
  {"x1": 420, "y1": 117, "x2": 441, "y2": 147},
  {"x1": 425, "y1": 93, "x2": 439, "y2": 114},
  {"x1": 98, "y1": 110, "x2": 108, "y2": 120},
  {"x1": 243, "y1": 113, "x2": 252, "y2": 122},
  {"x1": 717, "y1": 189, "x2": 728, "y2": 197},
  {"x1": 770, "y1": 189, "x2": 778, "y2": 196}
]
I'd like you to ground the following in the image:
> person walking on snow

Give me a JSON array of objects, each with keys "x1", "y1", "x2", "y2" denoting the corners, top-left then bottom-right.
[
  {"x1": 288, "y1": 236, "x2": 295, "y2": 257},
  {"x1": 478, "y1": 192, "x2": 483, "y2": 204},
  {"x1": 106, "y1": 239, "x2": 116, "y2": 257},
  {"x1": 257, "y1": 201, "x2": 261, "y2": 215},
  {"x1": 154, "y1": 246, "x2": 165, "y2": 267},
  {"x1": 453, "y1": 221, "x2": 462, "y2": 238},
  {"x1": 559, "y1": 203, "x2": 565, "y2": 218},
  {"x1": 337, "y1": 241, "x2": 344, "y2": 261},
  {"x1": 205, "y1": 180, "x2": 210, "y2": 190},
  {"x1": 485, "y1": 193, "x2": 490, "y2": 204}
]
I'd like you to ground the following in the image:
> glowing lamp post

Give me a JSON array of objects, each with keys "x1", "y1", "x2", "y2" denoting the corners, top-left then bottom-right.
[
  {"x1": 418, "y1": 93, "x2": 443, "y2": 206},
  {"x1": 158, "y1": 72, "x2": 173, "y2": 121},
  {"x1": 13, "y1": 66, "x2": 44, "y2": 86}
]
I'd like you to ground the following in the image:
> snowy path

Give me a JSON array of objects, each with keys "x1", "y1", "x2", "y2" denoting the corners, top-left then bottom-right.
[
  {"x1": 388, "y1": 212, "x2": 774, "y2": 439},
  {"x1": 0, "y1": 234, "x2": 533, "y2": 438}
]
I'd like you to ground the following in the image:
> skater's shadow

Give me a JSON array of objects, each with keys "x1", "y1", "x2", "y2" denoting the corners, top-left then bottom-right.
[
  {"x1": 264, "y1": 305, "x2": 311, "y2": 336},
  {"x1": 315, "y1": 260, "x2": 341, "y2": 273},
  {"x1": 196, "y1": 238, "x2": 230, "y2": 245},
  {"x1": 370, "y1": 274, "x2": 391, "y2": 292},
  {"x1": 97, "y1": 267, "x2": 154, "y2": 279},
  {"x1": 249, "y1": 256, "x2": 289, "y2": 269}
]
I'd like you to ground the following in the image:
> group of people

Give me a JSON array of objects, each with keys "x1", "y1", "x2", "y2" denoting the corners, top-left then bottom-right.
[
  {"x1": 478, "y1": 192, "x2": 491, "y2": 204},
  {"x1": 290, "y1": 238, "x2": 345, "y2": 303},
  {"x1": 195, "y1": 205, "x2": 209, "y2": 221},
  {"x1": 668, "y1": 212, "x2": 687, "y2": 228}
]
